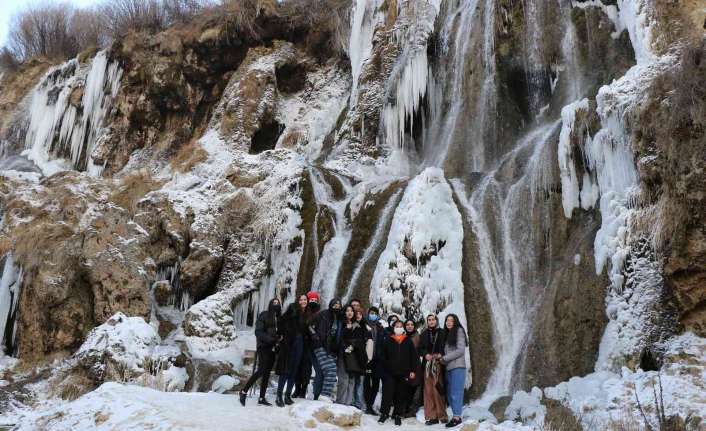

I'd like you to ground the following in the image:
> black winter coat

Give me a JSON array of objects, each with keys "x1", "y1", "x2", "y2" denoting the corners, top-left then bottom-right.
[
  {"x1": 418, "y1": 328, "x2": 446, "y2": 360},
  {"x1": 339, "y1": 321, "x2": 367, "y2": 375},
  {"x1": 308, "y1": 298, "x2": 341, "y2": 354},
  {"x1": 255, "y1": 299, "x2": 281, "y2": 350},
  {"x1": 381, "y1": 335, "x2": 418, "y2": 378},
  {"x1": 275, "y1": 303, "x2": 307, "y2": 374}
]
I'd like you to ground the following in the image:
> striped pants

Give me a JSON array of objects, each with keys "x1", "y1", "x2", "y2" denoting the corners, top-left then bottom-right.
[{"x1": 312, "y1": 348, "x2": 337, "y2": 399}]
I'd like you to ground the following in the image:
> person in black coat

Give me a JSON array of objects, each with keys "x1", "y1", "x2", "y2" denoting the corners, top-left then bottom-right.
[
  {"x1": 378, "y1": 320, "x2": 418, "y2": 426},
  {"x1": 240, "y1": 298, "x2": 282, "y2": 406},
  {"x1": 274, "y1": 294, "x2": 309, "y2": 406},
  {"x1": 335, "y1": 305, "x2": 367, "y2": 406},
  {"x1": 363, "y1": 306, "x2": 386, "y2": 415}
]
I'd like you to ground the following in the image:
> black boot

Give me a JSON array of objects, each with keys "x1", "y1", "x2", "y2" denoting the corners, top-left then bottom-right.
[
  {"x1": 425, "y1": 419, "x2": 439, "y2": 426},
  {"x1": 284, "y1": 394, "x2": 294, "y2": 405},
  {"x1": 394, "y1": 416, "x2": 402, "y2": 426},
  {"x1": 378, "y1": 413, "x2": 389, "y2": 424},
  {"x1": 239, "y1": 391, "x2": 247, "y2": 406},
  {"x1": 445, "y1": 417, "x2": 462, "y2": 428},
  {"x1": 365, "y1": 406, "x2": 378, "y2": 416},
  {"x1": 276, "y1": 394, "x2": 285, "y2": 407},
  {"x1": 258, "y1": 397, "x2": 272, "y2": 406}
]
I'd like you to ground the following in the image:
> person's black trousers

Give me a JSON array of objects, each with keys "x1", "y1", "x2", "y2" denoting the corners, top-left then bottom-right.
[
  {"x1": 242, "y1": 347, "x2": 276, "y2": 399},
  {"x1": 380, "y1": 375, "x2": 408, "y2": 417},
  {"x1": 364, "y1": 370, "x2": 381, "y2": 409}
]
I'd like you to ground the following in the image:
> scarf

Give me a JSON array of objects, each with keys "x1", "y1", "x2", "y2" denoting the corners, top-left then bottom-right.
[{"x1": 391, "y1": 333, "x2": 407, "y2": 344}]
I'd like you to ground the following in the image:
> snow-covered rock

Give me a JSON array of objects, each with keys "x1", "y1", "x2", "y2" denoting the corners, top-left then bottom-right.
[{"x1": 76, "y1": 312, "x2": 160, "y2": 381}]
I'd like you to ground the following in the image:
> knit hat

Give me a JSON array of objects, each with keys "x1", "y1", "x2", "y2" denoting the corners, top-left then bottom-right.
[{"x1": 306, "y1": 291, "x2": 320, "y2": 303}]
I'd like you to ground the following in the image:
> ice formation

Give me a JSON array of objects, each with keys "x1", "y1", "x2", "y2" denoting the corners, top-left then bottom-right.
[
  {"x1": 380, "y1": 0, "x2": 441, "y2": 155},
  {"x1": 370, "y1": 167, "x2": 465, "y2": 322},
  {"x1": 0, "y1": 254, "x2": 23, "y2": 356},
  {"x1": 22, "y1": 50, "x2": 122, "y2": 176}
]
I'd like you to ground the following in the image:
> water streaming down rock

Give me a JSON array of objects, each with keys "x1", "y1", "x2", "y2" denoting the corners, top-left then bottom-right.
[
  {"x1": 452, "y1": 121, "x2": 561, "y2": 403},
  {"x1": 342, "y1": 188, "x2": 403, "y2": 304},
  {"x1": 308, "y1": 167, "x2": 354, "y2": 304},
  {"x1": 422, "y1": 0, "x2": 493, "y2": 171},
  {"x1": 22, "y1": 50, "x2": 122, "y2": 176},
  {"x1": 370, "y1": 0, "x2": 631, "y2": 400},
  {"x1": 0, "y1": 254, "x2": 23, "y2": 356}
]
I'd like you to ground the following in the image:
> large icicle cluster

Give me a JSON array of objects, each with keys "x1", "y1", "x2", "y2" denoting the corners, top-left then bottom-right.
[
  {"x1": 380, "y1": 0, "x2": 442, "y2": 153},
  {"x1": 22, "y1": 50, "x2": 122, "y2": 176},
  {"x1": 558, "y1": 0, "x2": 679, "y2": 371},
  {"x1": 370, "y1": 167, "x2": 465, "y2": 321}
]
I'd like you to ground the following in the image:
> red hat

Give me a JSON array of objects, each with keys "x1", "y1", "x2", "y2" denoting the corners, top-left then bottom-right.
[{"x1": 306, "y1": 291, "x2": 320, "y2": 303}]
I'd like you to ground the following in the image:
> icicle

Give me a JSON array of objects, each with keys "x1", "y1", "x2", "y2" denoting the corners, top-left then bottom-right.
[
  {"x1": 348, "y1": 0, "x2": 383, "y2": 108},
  {"x1": 22, "y1": 50, "x2": 122, "y2": 176},
  {"x1": 0, "y1": 254, "x2": 23, "y2": 356},
  {"x1": 558, "y1": 98, "x2": 590, "y2": 218}
]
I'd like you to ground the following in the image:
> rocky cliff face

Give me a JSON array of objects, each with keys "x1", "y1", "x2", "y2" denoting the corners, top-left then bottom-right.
[{"x1": 0, "y1": 0, "x2": 704, "y2": 425}]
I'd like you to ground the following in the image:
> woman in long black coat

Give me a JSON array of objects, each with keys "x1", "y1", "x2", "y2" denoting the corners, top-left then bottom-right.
[
  {"x1": 378, "y1": 320, "x2": 418, "y2": 426},
  {"x1": 274, "y1": 294, "x2": 308, "y2": 406},
  {"x1": 335, "y1": 305, "x2": 367, "y2": 407}
]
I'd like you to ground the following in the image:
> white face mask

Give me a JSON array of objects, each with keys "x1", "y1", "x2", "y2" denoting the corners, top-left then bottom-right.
[{"x1": 393, "y1": 327, "x2": 405, "y2": 336}]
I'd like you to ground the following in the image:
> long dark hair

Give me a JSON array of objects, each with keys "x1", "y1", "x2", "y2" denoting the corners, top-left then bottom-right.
[
  {"x1": 342, "y1": 305, "x2": 355, "y2": 324},
  {"x1": 444, "y1": 314, "x2": 468, "y2": 348}
]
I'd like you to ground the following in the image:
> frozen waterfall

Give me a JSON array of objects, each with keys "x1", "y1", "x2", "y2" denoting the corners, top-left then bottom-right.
[{"x1": 22, "y1": 50, "x2": 122, "y2": 176}]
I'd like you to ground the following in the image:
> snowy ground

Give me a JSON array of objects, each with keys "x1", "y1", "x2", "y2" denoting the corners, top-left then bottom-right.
[{"x1": 3, "y1": 382, "x2": 531, "y2": 431}]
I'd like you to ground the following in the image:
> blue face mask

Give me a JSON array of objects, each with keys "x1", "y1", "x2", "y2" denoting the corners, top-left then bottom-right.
[{"x1": 368, "y1": 314, "x2": 379, "y2": 322}]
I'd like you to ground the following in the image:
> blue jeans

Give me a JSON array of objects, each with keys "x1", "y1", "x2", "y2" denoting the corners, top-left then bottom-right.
[
  {"x1": 353, "y1": 375, "x2": 364, "y2": 409},
  {"x1": 277, "y1": 334, "x2": 304, "y2": 396},
  {"x1": 446, "y1": 368, "x2": 466, "y2": 418}
]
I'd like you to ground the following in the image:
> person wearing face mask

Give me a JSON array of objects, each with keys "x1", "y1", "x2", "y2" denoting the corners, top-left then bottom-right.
[
  {"x1": 363, "y1": 306, "x2": 385, "y2": 415},
  {"x1": 335, "y1": 305, "x2": 367, "y2": 407},
  {"x1": 441, "y1": 314, "x2": 468, "y2": 428},
  {"x1": 274, "y1": 294, "x2": 309, "y2": 407},
  {"x1": 240, "y1": 298, "x2": 283, "y2": 406},
  {"x1": 418, "y1": 314, "x2": 448, "y2": 425},
  {"x1": 307, "y1": 296, "x2": 342, "y2": 401},
  {"x1": 378, "y1": 320, "x2": 418, "y2": 426}
]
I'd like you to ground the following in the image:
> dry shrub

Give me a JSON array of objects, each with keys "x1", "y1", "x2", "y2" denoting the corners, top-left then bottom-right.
[
  {"x1": 6, "y1": 2, "x2": 80, "y2": 62},
  {"x1": 0, "y1": 48, "x2": 20, "y2": 73},
  {"x1": 218, "y1": 0, "x2": 280, "y2": 40},
  {"x1": 281, "y1": 0, "x2": 351, "y2": 57},
  {"x1": 49, "y1": 367, "x2": 97, "y2": 401},
  {"x1": 109, "y1": 170, "x2": 165, "y2": 215}
]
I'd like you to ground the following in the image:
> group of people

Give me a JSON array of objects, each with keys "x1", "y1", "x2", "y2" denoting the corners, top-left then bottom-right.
[{"x1": 239, "y1": 291, "x2": 468, "y2": 428}]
